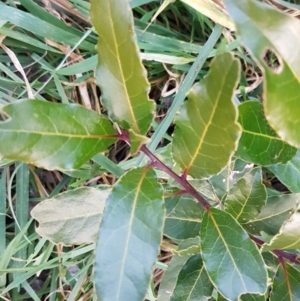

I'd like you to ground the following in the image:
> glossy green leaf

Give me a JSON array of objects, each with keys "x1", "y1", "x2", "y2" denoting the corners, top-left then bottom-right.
[
  {"x1": 243, "y1": 194, "x2": 298, "y2": 236},
  {"x1": 0, "y1": 100, "x2": 117, "y2": 171},
  {"x1": 225, "y1": 167, "x2": 267, "y2": 223},
  {"x1": 164, "y1": 192, "x2": 204, "y2": 240},
  {"x1": 181, "y1": 0, "x2": 234, "y2": 30},
  {"x1": 240, "y1": 294, "x2": 265, "y2": 301},
  {"x1": 158, "y1": 237, "x2": 200, "y2": 301},
  {"x1": 170, "y1": 254, "x2": 213, "y2": 301},
  {"x1": 224, "y1": 0, "x2": 300, "y2": 148},
  {"x1": 172, "y1": 52, "x2": 241, "y2": 179},
  {"x1": 272, "y1": 264, "x2": 300, "y2": 300},
  {"x1": 201, "y1": 208, "x2": 267, "y2": 301},
  {"x1": 268, "y1": 150, "x2": 300, "y2": 193},
  {"x1": 188, "y1": 179, "x2": 219, "y2": 204},
  {"x1": 262, "y1": 251, "x2": 278, "y2": 271},
  {"x1": 90, "y1": 0, "x2": 155, "y2": 136},
  {"x1": 237, "y1": 101, "x2": 296, "y2": 165},
  {"x1": 217, "y1": 292, "x2": 266, "y2": 301},
  {"x1": 31, "y1": 187, "x2": 110, "y2": 245},
  {"x1": 95, "y1": 167, "x2": 164, "y2": 301},
  {"x1": 263, "y1": 205, "x2": 300, "y2": 252}
]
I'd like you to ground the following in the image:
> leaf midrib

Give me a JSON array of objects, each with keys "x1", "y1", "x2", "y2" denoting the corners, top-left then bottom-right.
[
  {"x1": 106, "y1": 1, "x2": 139, "y2": 134},
  {"x1": 115, "y1": 168, "x2": 148, "y2": 300},
  {"x1": 0, "y1": 128, "x2": 116, "y2": 139},
  {"x1": 242, "y1": 129, "x2": 284, "y2": 141},
  {"x1": 185, "y1": 60, "x2": 233, "y2": 173},
  {"x1": 208, "y1": 210, "x2": 247, "y2": 292}
]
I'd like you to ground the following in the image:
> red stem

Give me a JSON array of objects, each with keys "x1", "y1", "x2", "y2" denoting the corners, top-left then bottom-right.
[
  {"x1": 131, "y1": 141, "x2": 300, "y2": 265},
  {"x1": 141, "y1": 145, "x2": 211, "y2": 210}
]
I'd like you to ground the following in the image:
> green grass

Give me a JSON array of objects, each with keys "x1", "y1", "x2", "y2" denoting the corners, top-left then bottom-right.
[{"x1": 0, "y1": 0, "x2": 298, "y2": 299}]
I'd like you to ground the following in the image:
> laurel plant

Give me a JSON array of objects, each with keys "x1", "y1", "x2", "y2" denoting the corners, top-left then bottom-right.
[{"x1": 1, "y1": 0, "x2": 300, "y2": 300}]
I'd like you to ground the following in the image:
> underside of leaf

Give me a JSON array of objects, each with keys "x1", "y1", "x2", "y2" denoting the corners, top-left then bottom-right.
[{"x1": 224, "y1": 0, "x2": 300, "y2": 147}]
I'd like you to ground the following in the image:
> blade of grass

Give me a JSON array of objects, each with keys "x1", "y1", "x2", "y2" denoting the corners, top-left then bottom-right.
[
  {"x1": 92, "y1": 154, "x2": 124, "y2": 178},
  {"x1": 0, "y1": 27, "x2": 61, "y2": 53},
  {"x1": 0, "y1": 61, "x2": 26, "y2": 83},
  {"x1": 48, "y1": 267, "x2": 59, "y2": 301},
  {"x1": 19, "y1": 0, "x2": 87, "y2": 37},
  {"x1": 15, "y1": 163, "x2": 29, "y2": 235},
  {"x1": 12, "y1": 163, "x2": 29, "y2": 296},
  {"x1": 0, "y1": 168, "x2": 7, "y2": 288},
  {"x1": 130, "y1": 0, "x2": 160, "y2": 7},
  {"x1": 34, "y1": 27, "x2": 93, "y2": 97},
  {"x1": 1, "y1": 244, "x2": 91, "y2": 295},
  {"x1": 0, "y1": 3, "x2": 94, "y2": 51},
  {"x1": 22, "y1": 281, "x2": 41, "y2": 301},
  {"x1": 53, "y1": 74, "x2": 69, "y2": 104},
  {"x1": 0, "y1": 219, "x2": 32, "y2": 272},
  {"x1": 48, "y1": 175, "x2": 70, "y2": 198},
  {"x1": 66, "y1": 256, "x2": 94, "y2": 301}
]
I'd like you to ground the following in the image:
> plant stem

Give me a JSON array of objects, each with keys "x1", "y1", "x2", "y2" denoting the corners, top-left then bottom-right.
[
  {"x1": 250, "y1": 235, "x2": 299, "y2": 264},
  {"x1": 141, "y1": 145, "x2": 211, "y2": 210},
  {"x1": 140, "y1": 144, "x2": 300, "y2": 264}
]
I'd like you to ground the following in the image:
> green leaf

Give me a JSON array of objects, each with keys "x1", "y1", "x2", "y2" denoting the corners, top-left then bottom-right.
[
  {"x1": 128, "y1": 129, "x2": 150, "y2": 155},
  {"x1": 272, "y1": 264, "x2": 300, "y2": 300},
  {"x1": 240, "y1": 294, "x2": 266, "y2": 301},
  {"x1": 224, "y1": 0, "x2": 300, "y2": 148},
  {"x1": 217, "y1": 294, "x2": 228, "y2": 301},
  {"x1": 200, "y1": 208, "x2": 267, "y2": 300},
  {"x1": 0, "y1": 100, "x2": 117, "y2": 171},
  {"x1": 209, "y1": 158, "x2": 253, "y2": 201},
  {"x1": 225, "y1": 167, "x2": 267, "y2": 223},
  {"x1": 243, "y1": 194, "x2": 298, "y2": 236},
  {"x1": 237, "y1": 101, "x2": 296, "y2": 165},
  {"x1": 164, "y1": 192, "x2": 204, "y2": 240},
  {"x1": 170, "y1": 254, "x2": 213, "y2": 301},
  {"x1": 31, "y1": 187, "x2": 110, "y2": 245},
  {"x1": 268, "y1": 150, "x2": 300, "y2": 193},
  {"x1": 158, "y1": 238, "x2": 200, "y2": 301},
  {"x1": 95, "y1": 167, "x2": 164, "y2": 301},
  {"x1": 262, "y1": 205, "x2": 300, "y2": 252},
  {"x1": 90, "y1": 0, "x2": 155, "y2": 136},
  {"x1": 172, "y1": 52, "x2": 241, "y2": 179},
  {"x1": 180, "y1": 0, "x2": 234, "y2": 30},
  {"x1": 189, "y1": 179, "x2": 219, "y2": 204}
]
